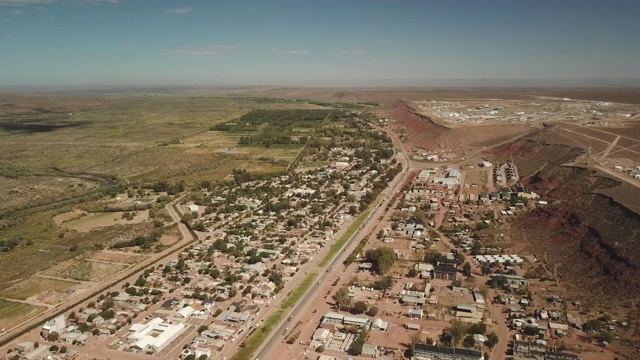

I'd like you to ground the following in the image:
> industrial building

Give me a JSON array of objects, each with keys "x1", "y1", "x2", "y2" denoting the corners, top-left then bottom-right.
[{"x1": 128, "y1": 317, "x2": 186, "y2": 352}]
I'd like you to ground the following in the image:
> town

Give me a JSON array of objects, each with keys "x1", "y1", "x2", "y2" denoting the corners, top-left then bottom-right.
[{"x1": 2, "y1": 104, "x2": 629, "y2": 360}]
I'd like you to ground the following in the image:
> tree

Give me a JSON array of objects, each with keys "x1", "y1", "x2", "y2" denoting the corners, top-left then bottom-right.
[
  {"x1": 408, "y1": 268, "x2": 418, "y2": 278},
  {"x1": 366, "y1": 306, "x2": 379, "y2": 317},
  {"x1": 79, "y1": 323, "x2": 91, "y2": 333},
  {"x1": 197, "y1": 325, "x2": 208, "y2": 334},
  {"x1": 585, "y1": 319, "x2": 603, "y2": 331},
  {"x1": 523, "y1": 326, "x2": 538, "y2": 336},
  {"x1": 463, "y1": 262, "x2": 472, "y2": 277},
  {"x1": 49, "y1": 345, "x2": 59, "y2": 352},
  {"x1": 47, "y1": 331, "x2": 59, "y2": 342},
  {"x1": 450, "y1": 320, "x2": 466, "y2": 346},
  {"x1": 371, "y1": 276, "x2": 393, "y2": 290},
  {"x1": 333, "y1": 288, "x2": 351, "y2": 311},
  {"x1": 365, "y1": 247, "x2": 397, "y2": 275},
  {"x1": 469, "y1": 322, "x2": 487, "y2": 335},
  {"x1": 463, "y1": 335, "x2": 476, "y2": 348},
  {"x1": 60, "y1": 345, "x2": 67, "y2": 353},
  {"x1": 352, "y1": 301, "x2": 368, "y2": 314},
  {"x1": 484, "y1": 332, "x2": 499, "y2": 349},
  {"x1": 600, "y1": 331, "x2": 614, "y2": 343}
]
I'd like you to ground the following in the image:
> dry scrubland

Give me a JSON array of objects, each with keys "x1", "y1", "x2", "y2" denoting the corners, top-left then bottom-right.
[{"x1": 0, "y1": 92, "x2": 324, "y2": 328}]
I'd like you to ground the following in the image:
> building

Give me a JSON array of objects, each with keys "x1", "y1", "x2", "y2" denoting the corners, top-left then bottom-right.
[
  {"x1": 513, "y1": 341, "x2": 582, "y2": 360},
  {"x1": 455, "y1": 304, "x2": 483, "y2": 322},
  {"x1": 371, "y1": 318, "x2": 389, "y2": 331},
  {"x1": 42, "y1": 314, "x2": 66, "y2": 333},
  {"x1": 413, "y1": 344, "x2": 483, "y2": 360},
  {"x1": 362, "y1": 343, "x2": 379, "y2": 358},
  {"x1": 195, "y1": 348, "x2": 212, "y2": 359},
  {"x1": 433, "y1": 266, "x2": 457, "y2": 281},
  {"x1": 402, "y1": 296, "x2": 427, "y2": 307},
  {"x1": 313, "y1": 328, "x2": 331, "y2": 341},
  {"x1": 128, "y1": 317, "x2": 186, "y2": 352},
  {"x1": 176, "y1": 305, "x2": 195, "y2": 319}
]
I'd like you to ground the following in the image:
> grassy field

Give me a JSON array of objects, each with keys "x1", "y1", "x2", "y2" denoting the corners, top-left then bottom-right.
[
  {"x1": 0, "y1": 299, "x2": 45, "y2": 329},
  {"x1": 281, "y1": 273, "x2": 316, "y2": 309},
  {"x1": 232, "y1": 273, "x2": 317, "y2": 360},
  {"x1": 0, "y1": 278, "x2": 78, "y2": 300}
]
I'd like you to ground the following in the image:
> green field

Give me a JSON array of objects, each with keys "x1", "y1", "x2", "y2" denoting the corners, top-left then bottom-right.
[
  {"x1": 232, "y1": 273, "x2": 317, "y2": 360},
  {"x1": 0, "y1": 299, "x2": 45, "y2": 329}
]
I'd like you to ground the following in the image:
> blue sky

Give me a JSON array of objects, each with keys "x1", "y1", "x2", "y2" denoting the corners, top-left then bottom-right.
[{"x1": 1, "y1": 0, "x2": 639, "y2": 87}]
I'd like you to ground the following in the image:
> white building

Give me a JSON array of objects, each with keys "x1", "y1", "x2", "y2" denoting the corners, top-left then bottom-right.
[
  {"x1": 187, "y1": 204, "x2": 199, "y2": 212},
  {"x1": 176, "y1": 305, "x2": 195, "y2": 319},
  {"x1": 42, "y1": 314, "x2": 65, "y2": 333},
  {"x1": 129, "y1": 317, "x2": 186, "y2": 351}
]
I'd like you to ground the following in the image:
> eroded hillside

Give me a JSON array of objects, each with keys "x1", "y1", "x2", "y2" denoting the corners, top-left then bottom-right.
[
  {"x1": 387, "y1": 101, "x2": 532, "y2": 151},
  {"x1": 497, "y1": 132, "x2": 640, "y2": 303}
]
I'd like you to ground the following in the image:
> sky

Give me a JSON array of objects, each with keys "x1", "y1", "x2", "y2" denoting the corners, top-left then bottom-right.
[{"x1": 0, "y1": 0, "x2": 639, "y2": 87}]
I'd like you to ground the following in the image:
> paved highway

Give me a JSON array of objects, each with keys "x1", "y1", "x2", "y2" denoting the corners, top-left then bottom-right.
[{"x1": 253, "y1": 125, "x2": 413, "y2": 360}]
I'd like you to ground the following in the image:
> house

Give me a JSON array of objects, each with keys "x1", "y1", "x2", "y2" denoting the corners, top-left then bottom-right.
[
  {"x1": 313, "y1": 328, "x2": 331, "y2": 341},
  {"x1": 91, "y1": 315, "x2": 105, "y2": 326},
  {"x1": 343, "y1": 316, "x2": 370, "y2": 328},
  {"x1": 433, "y1": 266, "x2": 457, "y2": 281},
  {"x1": 362, "y1": 343, "x2": 379, "y2": 358},
  {"x1": 371, "y1": 318, "x2": 389, "y2": 331},
  {"x1": 195, "y1": 348, "x2": 212, "y2": 359},
  {"x1": 187, "y1": 204, "x2": 199, "y2": 212},
  {"x1": 402, "y1": 296, "x2": 426, "y2": 307},
  {"x1": 162, "y1": 298, "x2": 179, "y2": 309},
  {"x1": 414, "y1": 263, "x2": 434, "y2": 272},
  {"x1": 176, "y1": 306, "x2": 195, "y2": 319},
  {"x1": 455, "y1": 304, "x2": 483, "y2": 322},
  {"x1": 408, "y1": 309, "x2": 424, "y2": 319},
  {"x1": 42, "y1": 314, "x2": 66, "y2": 333},
  {"x1": 412, "y1": 343, "x2": 483, "y2": 360},
  {"x1": 21, "y1": 346, "x2": 50, "y2": 360},
  {"x1": 405, "y1": 323, "x2": 421, "y2": 331},
  {"x1": 322, "y1": 312, "x2": 345, "y2": 324}
]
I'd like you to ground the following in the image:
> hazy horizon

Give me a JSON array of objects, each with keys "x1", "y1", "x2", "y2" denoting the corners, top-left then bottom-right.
[{"x1": 1, "y1": 0, "x2": 639, "y2": 87}]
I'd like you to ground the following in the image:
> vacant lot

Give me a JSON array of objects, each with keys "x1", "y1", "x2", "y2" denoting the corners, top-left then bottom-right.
[
  {"x1": 0, "y1": 277, "x2": 77, "y2": 300},
  {"x1": 0, "y1": 299, "x2": 45, "y2": 330},
  {"x1": 0, "y1": 176, "x2": 98, "y2": 213},
  {"x1": 41, "y1": 258, "x2": 129, "y2": 282},
  {"x1": 59, "y1": 210, "x2": 150, "y2": 232}
]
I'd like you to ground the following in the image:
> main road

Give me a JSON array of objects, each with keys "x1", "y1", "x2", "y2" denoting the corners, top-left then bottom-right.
[{"x1": 252, "y1": 124, "x2": 414, "y2": 360}]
